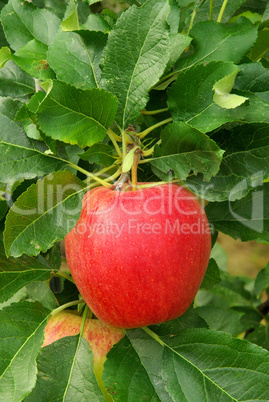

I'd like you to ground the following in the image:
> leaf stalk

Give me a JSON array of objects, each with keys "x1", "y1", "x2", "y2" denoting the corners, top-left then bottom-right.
[
  {"x1": 142, "y1": 326, "x2": 165, "y2": 347},
  {"x1": 50, "y1": 299, "x2": 85, "y2": 317},
  {"x1": 142, "y1": 139, "x2": 161, "y2": 157},
  {"x1": 142, "y1": 108, "x2": 168, "y2": 115},
  {"x1": 138, "y1": 117, "x2": 172, "y2": 139},
  {"x1": 107, "y1": 128, "x2": 122, "y2": 158},
  {"x1": 217, "y1": 0, "x2": 229, "y2": 23},
  {"x1": 210, "y1": 0, "x2": 213, "y2": 20},
  {"x1": 67, "y1": 161, "x2": 113, "y2": 188}
]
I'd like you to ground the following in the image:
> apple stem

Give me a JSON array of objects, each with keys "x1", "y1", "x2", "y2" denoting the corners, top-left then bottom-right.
[
  {"x1": 131, "y1": 148, "x2": 141, "y2": 191},
  {"x1": 142, "y1": 327, "x2": 165, "y2": 347},
  {"x1": 114, "y1": 172, "x2": 129, "y2": 191}
]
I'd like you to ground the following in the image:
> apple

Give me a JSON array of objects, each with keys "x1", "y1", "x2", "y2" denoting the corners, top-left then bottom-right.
[
  {"x1": 65, "y1": 183, "x2": 211, "y2": 329},
  {"x1": 43, "y1": 310, "x2": 124, "y2": 397}
]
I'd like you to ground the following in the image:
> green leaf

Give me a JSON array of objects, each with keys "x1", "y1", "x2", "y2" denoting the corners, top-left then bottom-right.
[
  {"x1": 184, "y1": 123, "x2": 269, "y2": 202},
  {"x1": 0, "y1": 243, "x2": 54, "y2": 303},
  {"x1": 254, "y1": 263, "x2": 269, "y2": 294},
  {"x1": 101, "y1": 0, "x2": 170, "y2": 129},
  {"x1": 237, "y1": 90, "x2": 269, "y2": 123},
  {"x1": 61, "y1": 0, "x2": 79, "y2": 31},
  {"x1": 104, "y1": 309, "x2": 207, "y2": 401},
  {"x1": 122, "y1": 145, "x2": 140, "y2": 173},
  {"x1": 109, "y1": 327, "x2": 269, "y2": 401},
  {"x1": 79, "y1": 142, "x2": 116, "y2": 165},
  {"x1": 0, "y1": 301, "x2": 50, "y2": 402},
  {"x1": 200, "y1": 258, "x2": 221, "y2": 290},
  {"x1": 127, "y1": 330, "x2": 172, "y2": 402},
  {"x1": 165, "y1": 33, "x2": 192, "y2": 73},
  {"x1": 26, "y1": 281, "x2": 58, "y2": 310},
  {"x1": 0, "y1": 45, "x2": 11, "y2": 67},
  {"x1": 196, "y1": 306, "x2": 244, "y2": 336},
  {"x1": 0, "y1": 60, "x2": 35, "y2": 98},
  {"x1": 27, "y1": 90, "x2": 48, "y2": 114},
  {"x1": 0, "y1": 286, "x2": 29, "y2": 310},
  {"x1": 3, "y1": 170, "x2": 86, "y2": 257},
  {"x1": 213, "y1": 70, "x2": 248, "y2": 109},
  {"x1": 81, "y1": 13, "x2": 111, "y2": 32},
  {"x1": 44, "y1": 241, "x2": 62, "y2": 270},
  {"x1": 0, "y1": 0, "x2": 61, "y2": 51},
  {"x1": 239, "y1": 307, "x2": 264, "y2": 334},
  {"x1": 12, "y1": 39, "x2": 55, "y2": 80},
  {"x1": 249, "y1": 27, "x2": 269, "y2": 62},
  {"x1": 0, "y1": 98, "x2": 63, "y2": 183},
  {"x1": 0, "y1": 60, "x2": 34, "y2": 98},
  {"x1": 167, "y1": 0, "x2": 181, "y2": 34},
  {"x1": 150, "y1": 306, "x2": 208, "y2": 335},
  {"x1": 203, "y1": 274, "x2": 252, "y2": 308},
  {"x1": 36, "y1": 81, "x2": 118, "y2": 148},
  {"x1": 205, "y1": 183, "x2": 269, "y2": 241},
  {"x1": 168, "y1": 61, "x2": 248, "y2": 133},
  {"x1": 150, "y1": 122, "x2": 224, "y2": 181},
  {"x1": 176, "y1": 18, "x2": 258, "y2": 71},
  {"x1": 26, "y1": 336, "x2": 104, "y2": 401},
  {"x1": 161, "y1": 328, "x2": 269, "y2": 401},
  {"x1": 104, "y1": 336, "x2": 160, "y2": 401},
  {"x1": 0, "y1": 142, "x2": 66, "y2": 183},
  {"x1": 234, "y1": 62, "x2": 269, "y2": 93},
  {"x1": 47, "y1": 30, "x2": 107, "y2": 89},
  {"x1": 0, "y1": 96, "x2": 26, "y2": 143},
  {"x1": 0, "y1": 198, "x2": 8, "y2": 221},
  {"x1": 246, "y1": 325, "x2": 269, "y2": 351}
]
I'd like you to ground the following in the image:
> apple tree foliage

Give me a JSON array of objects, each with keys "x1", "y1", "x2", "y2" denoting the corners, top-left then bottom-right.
[{"x1": 0, "y1": 0, "x2": 269, "y2": 400}]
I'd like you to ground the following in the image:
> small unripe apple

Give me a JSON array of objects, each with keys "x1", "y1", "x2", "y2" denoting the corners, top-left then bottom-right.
[
  {"x1": 65, "y1": 183, "x2": 211, "y2": 328},
  {"x1": 43, "y1": 310, "x2": 124, "y2": 396}
]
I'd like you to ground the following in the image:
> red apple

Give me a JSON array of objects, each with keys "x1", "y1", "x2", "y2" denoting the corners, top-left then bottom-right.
[
  {"x1": 43, "y1": 310, "x2": 124, "y2": 396},
  {"x1": 65, "y1": 183, "x2": 211, "y2": 329}
]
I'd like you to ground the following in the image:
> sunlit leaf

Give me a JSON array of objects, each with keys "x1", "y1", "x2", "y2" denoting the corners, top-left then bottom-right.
[
  {"x1": 168, "y1": 61, "x2": 248, "y2": 133},
  {"x1": 36, "y1": 81, "x2": 118, "y2": 148},
  {"x1": 4, "y1": 170, "x2": 86, "y2": 257},
  {"x1": 150, "y1": 122, "x2": 224, "y2": 181},
  {"x1": 176, "y1": 18, "x2": 258, "y2": 71},
  {"x1": 101, "y1": 0, "x2": 170, "y2": 129},
  {"x1": 0, "y1": 0, "x2": 61, "y2": 50},
  {"x1": 213, "y1": 70, "x2": 248, "y2": 109},
  {"x1": 47, "y1": 30, "x2": 107, "y2": 89}
]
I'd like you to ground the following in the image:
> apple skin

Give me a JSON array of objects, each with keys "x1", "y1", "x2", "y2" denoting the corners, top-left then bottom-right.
[
  {"x1": 65, "y1": 183, "x2": 211, "y2": 329},
  {"x1": 43, "y1": 310, "x2": 124, "y2": 397}
]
